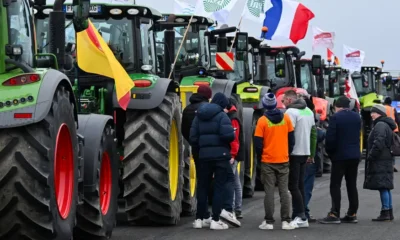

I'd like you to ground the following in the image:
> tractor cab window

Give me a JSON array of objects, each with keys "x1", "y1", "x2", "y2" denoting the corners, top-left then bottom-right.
[
  {"x1": 265, "y1": 56, "x2": 289, "y2": 88},
  {"x1": 352, "y1": 72, "x2": 373, "y2": 96},
  {"x1": 7, "y1": 0, "x2": 34, "y2": 66},
  {"x1": 140, "y1": 19, "x2": 156, "y2": 71},
  {"x1": 226, "y1": 49, "x2": 245, "y2": 82},
  {"x1": 173, "y1": 27, "x2": 199, "y2": 70},
  {"x1": 300, "y1": 63, "x2": 312, "y2": 94}
]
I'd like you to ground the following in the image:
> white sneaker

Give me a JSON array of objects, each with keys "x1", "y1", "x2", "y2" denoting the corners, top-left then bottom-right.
[
  {"x1": 220, "y1": 209, "x2": 241, "y2": 227},
  {"x1": 290, "y1": 217, "x2": 309, "y2": 228},
  {"x1": 210, "y1": 220, "x2": 229, "y2": 230},
  {"x1": 202, "y1": 217, "x2": 212, "y2": 227},
  {"x1": 193, "y1": 219, "x2": 202, "y2": 229},
  {"x1": 282, "y1": 221, "x2": 296, "y2": 230},
  {"x1": 259, "y1": 220, "x2": 273, "y2": 230}
]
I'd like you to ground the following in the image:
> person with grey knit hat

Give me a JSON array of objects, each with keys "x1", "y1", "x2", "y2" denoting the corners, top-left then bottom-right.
[
  {"x1": 364, "y1": 104, "x2": 397, "y2": 222},
  {"x1": 254, "y1": 93, "x2": 296, "y2": 230}
]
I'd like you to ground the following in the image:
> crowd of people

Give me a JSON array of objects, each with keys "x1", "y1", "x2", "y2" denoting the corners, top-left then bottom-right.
[{"x1": 181, "y1": 85, "x2": 398, "y2": 230}]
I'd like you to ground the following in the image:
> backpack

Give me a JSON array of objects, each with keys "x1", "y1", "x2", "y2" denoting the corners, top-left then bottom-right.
[{"x1": 391, "y1": 133, "x2": 400, "y2": 156}]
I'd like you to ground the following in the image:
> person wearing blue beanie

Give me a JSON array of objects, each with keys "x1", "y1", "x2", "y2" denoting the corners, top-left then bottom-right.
[{"x1": 211, "y1": 92, "x2": 229, "y2": 110}]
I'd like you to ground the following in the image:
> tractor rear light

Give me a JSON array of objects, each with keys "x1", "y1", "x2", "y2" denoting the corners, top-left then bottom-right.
[
  {"x1": 133, "y1": 80, "x2": 152, "y2": 87},
  {"x1": 120, "y1": 155, "x2": 124, "y2": 161},
  {"x1": 194, "y1": 81, "x2": 210, "y2": 86},
  {"x1": 2, "y1": 74, "x2": 40, "y2": 86},
  {"x1": 14, "y1": 113, "x2": 32, "y2": 119},
  {"x1": 244, "y1": 87, "x2": 258, "y2": 93}
]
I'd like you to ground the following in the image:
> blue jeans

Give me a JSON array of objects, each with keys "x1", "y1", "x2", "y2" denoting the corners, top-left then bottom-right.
[
  {"x1": 222, "y1": 160, "x2": 239, "y2": 212},
  {"x1": 379, "y1": 189, "x2": 393, "y2": 210},
  {"x1": 304, "y1": 162, "x2": 317, "y2": 218}
]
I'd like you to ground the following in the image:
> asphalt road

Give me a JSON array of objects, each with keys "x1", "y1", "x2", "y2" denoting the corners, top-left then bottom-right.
[{"x1": 112, "y1": 161, "x2": 400, "y2": 240}]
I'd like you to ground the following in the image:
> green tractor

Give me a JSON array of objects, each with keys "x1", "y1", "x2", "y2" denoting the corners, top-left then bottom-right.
[
  {"x1": 0, "y1": 0, "x2": 122, "y2": 239},
  {"x1": 34, "y1": 0, "x2": 191, "y2": 226}
]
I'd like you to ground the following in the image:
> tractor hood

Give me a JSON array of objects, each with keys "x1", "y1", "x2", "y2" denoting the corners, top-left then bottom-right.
[
  {"x1": 180, "y1": 75, "x2": 214, "y2": 86},
  {"x1": 359, "y1": 92, "x2": 383, "y2": 111}
]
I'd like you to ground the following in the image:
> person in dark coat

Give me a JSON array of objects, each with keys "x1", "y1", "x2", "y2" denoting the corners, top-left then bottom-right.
[
  {"x1": 319, "y1": 96, "x2": 361, "y2": 224},
  {"x1": 364, "y1": 104, "x2": 396, "y2": 221},
  {"x1": 189, "y1": 92, "x2": 235, "y2": 230}
]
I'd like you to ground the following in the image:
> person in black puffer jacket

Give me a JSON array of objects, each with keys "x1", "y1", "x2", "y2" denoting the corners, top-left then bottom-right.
[
  {"x1": 190, "y1": 92, "x2": 235, "y2": 230},
  {"x1": 364, "y1": 104, "x2": 397, "y2": 221}
]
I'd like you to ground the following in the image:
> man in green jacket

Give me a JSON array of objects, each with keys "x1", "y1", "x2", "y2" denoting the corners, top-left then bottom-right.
[{"x1": 282, "y1": 90, "x2": 317, "y2": 228}]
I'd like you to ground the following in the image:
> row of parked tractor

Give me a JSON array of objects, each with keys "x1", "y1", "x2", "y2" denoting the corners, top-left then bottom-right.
[{"x1": 0, "y1": 0, "x2": 399, "y2": 239}]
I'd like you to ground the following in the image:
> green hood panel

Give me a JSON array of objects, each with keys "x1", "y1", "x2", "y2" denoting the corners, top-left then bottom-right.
[
  {"x1": 180, "y1": 76, "x2": 214, "y2": 86},
  {"x1": 359, "y1": 93, "x2": 383, "y2": 109},
  {"x1": 237, "y1": 82, "x2": 262, "y2": 103},
  {"x1": 0, "y1": 68, "x2": 47, "y2": 112}
]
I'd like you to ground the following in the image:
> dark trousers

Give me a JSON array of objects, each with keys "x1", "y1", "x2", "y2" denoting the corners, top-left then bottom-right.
[
  {"x1": 289, "y1": 155, "x2": 307, "y2": 219},
  {"x1": 330, "y1": 160, "x2": 359, "y2": 217},
  {"x1": 304, "y1": 162, "x2": 317, "y2": 218},
  {"x1": 196, "y1": 160, "x2": 232, "y2": 221},
  {"x1": 222, "y1": 162, "x2": 236, "y2": 212},
  {"x1": 193, "y1": 155, "x2": 210, "y2": 219}
]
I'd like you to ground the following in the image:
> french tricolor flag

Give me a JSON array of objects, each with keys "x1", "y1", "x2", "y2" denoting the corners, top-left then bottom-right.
[{"x1": 261, "y1": 0, "x2": 315, "y2": 44}]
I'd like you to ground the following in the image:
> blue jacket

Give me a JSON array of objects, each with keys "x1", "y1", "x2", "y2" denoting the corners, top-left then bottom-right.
[
  {"x1": 189, "y1": 103, "x2": 235, "y2": 161},
  {"x1": 325, "y1": 109, "x2": 361, "y2": 161}
]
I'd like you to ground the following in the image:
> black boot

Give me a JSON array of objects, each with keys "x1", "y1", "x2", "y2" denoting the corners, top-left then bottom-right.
[
  {"x1": 389, "y1": 209, "x2": 394, "y2": 220},
  {"x1": 372, "y1": 210, "x2": 391, "y2": 221}
]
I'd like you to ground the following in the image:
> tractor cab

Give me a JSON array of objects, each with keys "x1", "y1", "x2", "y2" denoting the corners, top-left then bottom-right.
[
  {"x1": 154, "y1": 14, "x2": 215, "y2": 81},
  {"x1": 352, "y1": 66, "x2": 379, "y2": 97},
  {"x1": 34, "y1": 1, "x2": 162, "y2": 77},
  {"x1": 323, "y1": 65, "x2": 349, "y2": 99}
]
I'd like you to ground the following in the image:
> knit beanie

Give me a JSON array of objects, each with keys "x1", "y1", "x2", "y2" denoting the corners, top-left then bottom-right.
[
  {"x1": 211, "y1": 92, "x2": 229, "y2": 109},
  {"x1": 334, "y1": 96, "x2": 350, "y2": 108},
  {"x1": 262, "y1": 93, "x2": 277, "y2": 110},
  {"x1": 197, "y1": 85, "x2": 212, "y2": 99},
  {"x1": 371, "y1": 104, "x2": 387, "y2": 117},
  {"x1": 384, "y1": 96, "x2": 392, "y2": 105}
]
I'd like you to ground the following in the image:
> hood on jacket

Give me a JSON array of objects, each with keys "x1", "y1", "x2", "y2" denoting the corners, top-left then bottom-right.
[
  {"x1": 197, "y1": 103, "x2": 223, "y2": 121},
  {"x1": 287, "y1": 98, "x2": 307, "y2": 110},
  {"x1": 374, "y1": 116, "x2": 397, "y2": 130},
  {"x1": 189, "y1": 93, "x2": 209, "y2": 104},
  {"x1": 228, "y1": 105, "x2": 237, "y2": 113},
  {"x1": 264, "y1": 108, "x2": 284, "y2": 124}
]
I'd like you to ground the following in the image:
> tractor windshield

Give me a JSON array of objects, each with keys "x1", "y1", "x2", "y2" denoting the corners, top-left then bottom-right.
[
  {"x1": 300, "y1": 63, "x2": 314, "y2": 94},
  {"x1": 35, "y1": 18, "x2": 136, "y2": 70},
  {"x1": 6, "y1": 0, "x2": 34, "y2": 67},
  {"x1": 352, "y1": 72, "x2": 374, "y2": 96}
]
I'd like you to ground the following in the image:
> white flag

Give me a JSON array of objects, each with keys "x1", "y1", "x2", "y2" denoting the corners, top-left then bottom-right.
[
  {"x1": 241, "y1": 0, "x2": 266, "y2": 24},
  {"x1": 342, "y1": 44, "x2": 365, "y2": 72},
  {"x1": 174, "y1": 0, "x2": 196, "y2": 15},
  {"x1": 312, "y1": 26, "x2": 335, "y2": 51},
  {"x1": 194, "y1": 0, "x2": 239, "y2": 25},
  {"x1": 345, "y1": 74, "x2": 360, "y2": 110}
]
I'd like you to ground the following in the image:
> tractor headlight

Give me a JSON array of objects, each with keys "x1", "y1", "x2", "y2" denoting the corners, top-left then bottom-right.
[{"x1": 109, "y1": 8, "x2": 122, "y2": 15}]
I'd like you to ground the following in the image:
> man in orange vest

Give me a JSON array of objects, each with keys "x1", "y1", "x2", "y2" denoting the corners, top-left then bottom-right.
[
  {"x1": 383, "y1": 97, "x2": 399, "y2": 172},
  {"x1": 383, "y1": 97, "x2": 399, "y2": 133}
]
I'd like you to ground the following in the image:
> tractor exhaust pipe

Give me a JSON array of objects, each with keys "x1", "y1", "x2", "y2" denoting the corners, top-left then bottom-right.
[{"x1": 49, "y1": 0, "x2": 66, "y2": 70}]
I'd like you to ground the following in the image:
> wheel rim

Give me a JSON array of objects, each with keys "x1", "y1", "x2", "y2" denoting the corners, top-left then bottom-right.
[
  {"x1": 100, "y1": 152, "x2": 112, "y2": 215},
  {"x1": 54, "y1": 124, "x2": 74, "y2": 220},
  {"x1": 250, "y1": 137, "x2": 254, "y2": 178},
  {"x1": 169, "y1": 120, "x2": 179, "y2": 201},
  {"x1": 189, "y1": 157, "x2": 196, "y2": 197}
]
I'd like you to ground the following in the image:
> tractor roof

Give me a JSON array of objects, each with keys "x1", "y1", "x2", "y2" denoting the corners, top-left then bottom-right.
[{"x1": 160, "y1": 14, "x2": 215, "y2": 26}]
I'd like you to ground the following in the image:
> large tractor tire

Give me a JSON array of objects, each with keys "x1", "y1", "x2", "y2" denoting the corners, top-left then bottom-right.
[
  {"x1": 75, "y1": 124, "x2": 119, "y2": 239},
  {"x1": 181, "y1": 140, "x2": 196, "y2": 216},
  {"x1": 0, "y1": 86, "x2": 79, "y2": 240},
  {"x1": 122, "y1": 93, "x2": 184, "y2": 225},
  {"x1": 242, "y1": 108, "x2": 258, "y2": 197}
]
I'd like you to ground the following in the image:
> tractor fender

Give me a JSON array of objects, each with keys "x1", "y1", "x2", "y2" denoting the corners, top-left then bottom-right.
[
  {"x1": 112, "y1": 78, "x2": 177, "y2": 110},
  {"x1": 0, "y1": 69, "x2": 77, "y2": 129},
  {"x1": 77, "y1": 113, "x2": 113, "y2": 193},
  {"x1": 211, "y1": 79, "x2": 236, "y2": 98}
]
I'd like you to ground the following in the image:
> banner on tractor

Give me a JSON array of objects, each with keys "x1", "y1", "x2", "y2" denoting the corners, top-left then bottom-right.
[
  {"x1": 216, "y1": 52, "x2": 234, "y2": 71},
  {"x1": 342, "y1": 44, "x2": 365, "y2": 72},
  {"x1": 312, "y1": 26, "x2": 335, "y2": 51}
]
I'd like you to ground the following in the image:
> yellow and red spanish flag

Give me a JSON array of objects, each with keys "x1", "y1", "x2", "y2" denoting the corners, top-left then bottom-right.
[
  {"x1": 76, "y1": 20, "x2": 134, "y2": 110},
  {"x1": 327, "y1": 48, "x2": 340, "y2": 66}
]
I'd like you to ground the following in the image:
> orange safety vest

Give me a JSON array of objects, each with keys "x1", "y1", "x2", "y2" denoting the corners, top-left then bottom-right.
[{"x1": 385, "y1": 105, "x2": 399, "y2": 132}]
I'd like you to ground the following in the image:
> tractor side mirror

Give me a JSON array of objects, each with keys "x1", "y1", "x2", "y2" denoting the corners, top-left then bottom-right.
[
  {"x1": 235, "y1": 32, "x2": 248, "y2": 52},
  {"x1": 383, "y1": 75, "x2": 393, "y2": 86},
  {"x1": 311, "y1": 55, "x2": 322, "y2": 76},
  {"x1": 275, "y1": 51, "x2": 286, "y2": 78}
]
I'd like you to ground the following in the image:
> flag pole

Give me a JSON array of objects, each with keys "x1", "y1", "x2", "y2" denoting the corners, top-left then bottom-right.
[
  {"x1": 229, "y1": 16, "x2": 243, "y2": 52},
  {"x1": 168, "y1": 14, "x2": 194, "y2": 80}
]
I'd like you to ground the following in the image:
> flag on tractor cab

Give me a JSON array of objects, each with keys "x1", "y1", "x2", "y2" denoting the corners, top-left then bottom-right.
[
  {"x1": 76, "y1": 20, "x2": 134, "y2": 110},
  {"x1": 327, "y1": 48, "x2": 340, "y2": 66}
]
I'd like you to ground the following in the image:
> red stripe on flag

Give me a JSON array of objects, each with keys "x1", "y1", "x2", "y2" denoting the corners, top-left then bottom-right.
[
  {"x1": 118, "y1": 91, "x2": 131, "y2": 111},
  {"x1": 216, "y1": 53, "x2": 233, "y2": 71},
  {"x1": 289, "y1": 3, "x2": 315, "y2": 44},
  {"x1": 87, "y1": 24, "x2": 103, "y2": 52}
]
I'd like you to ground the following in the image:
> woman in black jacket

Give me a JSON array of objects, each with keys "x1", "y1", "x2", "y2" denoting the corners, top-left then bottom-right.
[{"x1": 364, "y1": 104, "x2": 397, "y2": 221}]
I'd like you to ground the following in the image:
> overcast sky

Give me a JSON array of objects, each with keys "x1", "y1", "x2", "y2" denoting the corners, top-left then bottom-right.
[{"x1": 136, "y1": 0, "x2": 400, "y2": 73}]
